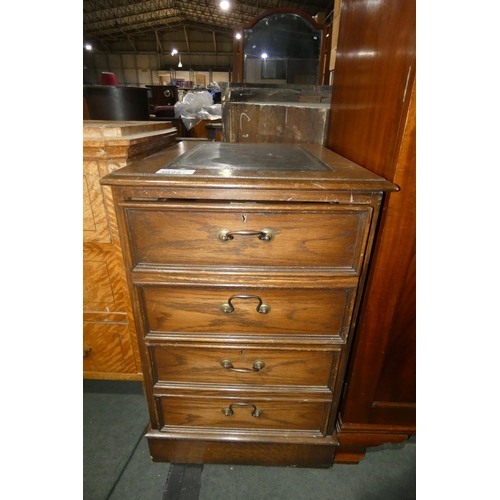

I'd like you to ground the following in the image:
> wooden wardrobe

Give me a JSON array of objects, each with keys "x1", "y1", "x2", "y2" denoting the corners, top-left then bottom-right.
[{"x1": 326, "y1": 0, "x2": 416, "y2": 463}]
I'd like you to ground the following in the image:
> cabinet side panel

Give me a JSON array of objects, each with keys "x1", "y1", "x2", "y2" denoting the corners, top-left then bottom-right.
[
  {"x1": 325, "y1": 0, "x2": 416, "y2": 446},
  {"x1": 340, "y1": 84, "x2": 416, "y2": 429}
]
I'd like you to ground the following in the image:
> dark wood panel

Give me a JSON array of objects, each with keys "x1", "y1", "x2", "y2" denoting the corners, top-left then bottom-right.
[
  {"x1": 147, "y1": 431, "x2": 338, "y2": 467},
  {"x1": 340, "y1": 82, "x2": 416, "y2": 427},
  {"x1": 324, "y1": 0, "x2": 416, "y2": 462},
  {"x1": 142, "y1": 285, "x2": 355, "y2": 339},
  {"x1": 373, "y1": 249, "x2": 416, "y2": 405},
  {"x1": 126, "y1": 203, "x2": 372, "y2": 272},
  {"x1": 223, "y1": 103, "x2": 329, "y2": 145},
  {"x1": 151, "y1": 345, "x2": 341, "y2": 388},
  {"x1": 326, "y1": 0, "x2": 416, "y2": 182},
  {"x1": 157, "y1": 396, "x2": 330, "y2": 432}
]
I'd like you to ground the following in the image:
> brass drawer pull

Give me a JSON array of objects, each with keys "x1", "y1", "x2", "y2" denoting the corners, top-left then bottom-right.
[
  {"x1": 217, "y1": 228, "x2": 274, "y2": 243},
  {"x1": 220, "y1": 294, "x2": 271, "y2": 314},
  {"x1": 222, "y1": 402, "x2": 262, "y2": 418},
  {"x1": 220, "y1": 359, "x2": 266, "y2": 373}
]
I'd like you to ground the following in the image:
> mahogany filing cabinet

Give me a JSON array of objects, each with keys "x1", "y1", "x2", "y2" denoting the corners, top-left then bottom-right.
[{"x1": 101, "y1": 142, "x2": 398, "y2": 468}]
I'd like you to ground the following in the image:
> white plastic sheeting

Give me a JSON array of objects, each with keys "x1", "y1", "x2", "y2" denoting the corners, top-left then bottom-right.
[{"x1": 174, "y1": 91, "x2": 222, "y2": 130}]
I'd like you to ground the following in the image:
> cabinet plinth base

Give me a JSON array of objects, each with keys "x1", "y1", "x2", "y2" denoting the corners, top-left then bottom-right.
[
  {"x1": 146, "y1": 429, "x2": 339, "y2": 468},
  {"x1": 334, "y1": 429, "x2": 413, "y2": 464}
]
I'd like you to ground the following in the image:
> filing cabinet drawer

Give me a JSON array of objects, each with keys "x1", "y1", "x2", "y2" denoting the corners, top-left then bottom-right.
[
  {"x1": 156, "y1": 395, "x2": 331, "y2": 433},
  {"x1": 142, "y1": 285, "x2": 356, "y2": 340},
  {"x1": 124, "y1": 203, "x2": 372, "y2": 273},
  {"x1": 150, "y1": 345, "x2": 342, "y2": 388}
]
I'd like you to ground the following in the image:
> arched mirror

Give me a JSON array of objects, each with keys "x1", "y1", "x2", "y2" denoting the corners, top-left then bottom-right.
[{"x1": 233, "y1": 9, "x2": 327, "y2": 85}]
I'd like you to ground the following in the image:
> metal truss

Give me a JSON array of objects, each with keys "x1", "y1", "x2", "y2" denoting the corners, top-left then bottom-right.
[{"x1": 83, "y1": 0, "x2": 334, "y2": 46}]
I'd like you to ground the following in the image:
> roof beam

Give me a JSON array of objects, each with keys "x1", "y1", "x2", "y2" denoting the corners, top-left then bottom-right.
[
  {"x1": 83, "y1": 1, "x2": 335, "y2": 46},
  {"x1": 122, "y1": 30, "x2": 137, "y2": 52},
  {"x1": 155, "y1": 29, "x2": 163, "y2": 53},
  {"x1": 183, "y1": 25, "x2": 191, "y2": 53}
]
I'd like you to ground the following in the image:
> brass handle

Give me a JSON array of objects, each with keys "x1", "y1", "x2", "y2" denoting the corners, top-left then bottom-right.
[
  {"x1": 220, "y1": 294, "x2": 271, "y2": 314},
  {"x1": 222, "y1": 402, "x2": 262, "y2": 418},
  {"x1": 220, "y1": 359, "x2": 265, "y2": 373},
  {"x1": 217, "y1": 228, "x2": 274, "y2": 243},
  {"x1": 83, "y1": 347, "x2": 92, "y2": 358}
]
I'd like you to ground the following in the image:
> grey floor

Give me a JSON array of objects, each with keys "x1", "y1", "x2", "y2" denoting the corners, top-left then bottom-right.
[{"x1": 83, "y1": 380, "x2": 416, "y2": 500}]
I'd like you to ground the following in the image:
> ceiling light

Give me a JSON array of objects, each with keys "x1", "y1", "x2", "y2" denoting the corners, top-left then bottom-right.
[
  {"x1": 178, "y1": 54, "x2": 183, "y2": 68},
  {"x1": 85, "y1": 44, "x2": 92, "y2": 50},
  {"x1": 220, "y1": 1, "x2": 230, "y2": 10},
  {"x1": 261, "y1": 53, "x2": 268, "y2": 59},
  {"x1": 171, "y1": 48, "x2": 178, "y2": 55},
  {"x1": 235, "y1": 33, "x2": 241, "y2": 40}
]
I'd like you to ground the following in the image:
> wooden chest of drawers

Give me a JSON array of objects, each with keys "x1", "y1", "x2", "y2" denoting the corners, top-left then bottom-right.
[
  {"x1": 83, "y1": 120, "x2": 177, "y2": 380},
  {"x1": 101, "y1": 142, "x2": 397, "y2": 467}
]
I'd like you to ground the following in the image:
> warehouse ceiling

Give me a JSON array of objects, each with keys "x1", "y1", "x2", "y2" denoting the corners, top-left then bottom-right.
[{"x1": 83, "y1": 0, "x2": 334, "y2": 53}]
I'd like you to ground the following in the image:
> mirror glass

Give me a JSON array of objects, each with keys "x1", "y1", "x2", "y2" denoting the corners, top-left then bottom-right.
[{"x1": 243, "y1": 12, "x2": 323, "y2": 85}]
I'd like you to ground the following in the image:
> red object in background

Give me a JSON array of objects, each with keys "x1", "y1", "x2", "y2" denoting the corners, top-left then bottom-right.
[
  {"x1": 154, "y1": 106, "x2": 176, "y2": 118},
  {"x1": 100, "y1": 72, "x2": 118, "y2": 86}
]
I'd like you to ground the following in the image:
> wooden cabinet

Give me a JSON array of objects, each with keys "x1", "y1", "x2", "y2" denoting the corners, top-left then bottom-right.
[
  {"x1": 188, "y1": 119, "x2": 222, "y2": 140},
  {"x1": 83, "y1": 120, "x2": 177, "y2": 380},
  {"x1": 101, "y1": 141, "x2": 397, "y2": 467},
  {"x1": 325, "y1": 0, "x2": 416, "y2": 462},
  {"x1": 220, "y1": 84, "x2": 332, "y2": 145},
  {"x1": 222, "y1": 102, "x2": 330, "y2": 144}
]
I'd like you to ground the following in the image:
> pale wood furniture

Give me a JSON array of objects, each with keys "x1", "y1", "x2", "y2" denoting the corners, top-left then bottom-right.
[
  {"x1": 101, "y1": 141, "x2": 397, "y2": 466},
  {"x1": 83, "y1": 120, "x2": 177, "y2": 380}
]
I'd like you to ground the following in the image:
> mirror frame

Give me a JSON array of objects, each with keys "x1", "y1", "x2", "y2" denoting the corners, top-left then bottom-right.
[{"x1": 232, "y1": 8, "x2": 328, "y2": 84}]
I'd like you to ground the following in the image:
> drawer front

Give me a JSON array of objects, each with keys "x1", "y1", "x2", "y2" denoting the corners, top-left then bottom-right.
[
  {"x1": 142, "y1": 285, "x2": 355, "y2": 339},
  {"x1": 125, "y1": 203, "x2": 372, "y2": 273},
  {"x1": 151, "y1": 345, "x2": 341, "y2": 388},
  {"x1": 83, "y1": 322, "x2": 137, "y2": 375},
  {"x1": 156, "y1": 396, "x2": 330, "y2": 432}
]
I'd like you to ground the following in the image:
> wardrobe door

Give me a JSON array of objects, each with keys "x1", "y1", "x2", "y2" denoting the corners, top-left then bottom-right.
[{"x1": 325, "y1": 0, "x2": 416, "y2": 463}]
